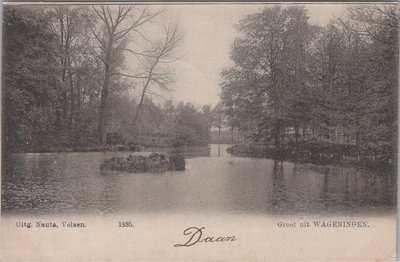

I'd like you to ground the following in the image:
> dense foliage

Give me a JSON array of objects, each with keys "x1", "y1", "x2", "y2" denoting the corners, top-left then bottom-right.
[
  {"x1": 221, "y1": 5, "x2": 398, "y2": 163},
  {"x1": 3, "y1": 7, "x2": 61, "y2": 152},
  {"x1": 3, "y1": 6, "x2": 212, "y2": 152}
]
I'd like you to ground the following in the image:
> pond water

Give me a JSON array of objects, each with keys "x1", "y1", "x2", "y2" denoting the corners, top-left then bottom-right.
[{"x1": 1, "y1": 144, "x2": 396, "y2": 215}]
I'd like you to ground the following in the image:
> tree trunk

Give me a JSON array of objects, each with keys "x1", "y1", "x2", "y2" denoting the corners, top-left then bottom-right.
[
  {"x1": 281, "y1": 131, "x2": 285, "y2": 159},
  {"x1": 294, "y1": 125, "x2": 299, "y2": 159},
  {"x1": 98, "y1": 33, "x2": 113, "y2": 146},
  {"x1": 74, "y1": 80, "x2": 81, "y2": 147},
  {"x1": 98, "y1": 69, "x2": 110, "y2": 146},
  {"x1": 274, "y1": 123, "x2": 281, "y2": 159},
  {"x1": 132, "y1": 57, "x2": 160, "y2": 130},
  {"x1": 98, "y1": 50, "x2": 111, "y2": 146},
  {"x1": 68, "y1": 64, "x2": 74, "y2": 139},
  {"x1": 218, "y1": 125, "x2": 221, "y2": 144},
  {"x1": 59, "y1": 15, "x2": 68, "y2": 132}
]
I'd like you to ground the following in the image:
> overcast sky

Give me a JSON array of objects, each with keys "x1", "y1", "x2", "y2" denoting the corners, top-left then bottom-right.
[{"x1": 137, "y1": 4, "x2": 349, "y2": 108}]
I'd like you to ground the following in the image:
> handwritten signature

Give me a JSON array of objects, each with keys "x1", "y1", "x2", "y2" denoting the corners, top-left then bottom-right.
[{"x1": 174, "y1": 226, "x2": 237, "y2": 247}]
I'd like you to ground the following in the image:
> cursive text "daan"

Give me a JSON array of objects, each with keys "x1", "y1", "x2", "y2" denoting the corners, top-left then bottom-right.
[{"x1": 174, "y1": 226, "x2": 237, "y2": 247}]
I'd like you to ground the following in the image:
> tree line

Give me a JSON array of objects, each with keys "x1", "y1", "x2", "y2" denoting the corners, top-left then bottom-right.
[
  {"x1": 3, "y1": 6, "x2": 217, "y2": 152},
  {"x1": 221, "y1": 5, "x2": 398, "y2": 164}
]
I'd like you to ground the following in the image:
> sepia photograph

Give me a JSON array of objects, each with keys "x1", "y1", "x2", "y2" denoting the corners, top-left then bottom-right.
[{"x1": 1, "y1": 2, "x2": 398, "y2": 261}]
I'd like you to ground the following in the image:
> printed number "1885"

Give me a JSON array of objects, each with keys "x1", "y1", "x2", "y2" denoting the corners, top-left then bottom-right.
[{"x1": 119, "y1": 222, "x2": 134, "y2": 227}]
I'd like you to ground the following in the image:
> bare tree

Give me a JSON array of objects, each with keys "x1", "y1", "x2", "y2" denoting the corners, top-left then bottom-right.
[
  {"x1": 129, "y1": 21, "x2": 183, "y2": 128},
  {"x1": 90, "y1": 5, "x2": 159, "y2": 145}
]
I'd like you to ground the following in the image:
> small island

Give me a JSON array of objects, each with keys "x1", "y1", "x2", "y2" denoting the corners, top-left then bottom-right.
[{"x1": 100, "y1": 153, "x2": 186, "y2": 173}]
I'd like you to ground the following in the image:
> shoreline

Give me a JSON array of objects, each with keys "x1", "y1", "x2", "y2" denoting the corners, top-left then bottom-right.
[
  {"x1": 6, "y1": 143, "x2": 396, "y2": 172},
  {"x1": 226, "y1": 144, "x2": 395, "y2": 172}
]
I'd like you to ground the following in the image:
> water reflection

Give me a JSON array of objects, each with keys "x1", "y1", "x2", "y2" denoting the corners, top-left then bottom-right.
[
  {"x1": 270, "y1": 161, "x2": 288, "y2": 209},
  {"x1": 1, "y1": 145, "x2": 395, "y2": 215}
]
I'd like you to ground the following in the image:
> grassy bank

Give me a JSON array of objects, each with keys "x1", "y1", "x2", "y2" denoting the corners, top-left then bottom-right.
[{"x1": 227, "y1": 143, "x2": 394, "y2": 172}]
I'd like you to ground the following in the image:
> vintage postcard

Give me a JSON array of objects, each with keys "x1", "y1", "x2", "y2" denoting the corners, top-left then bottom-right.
[{"x1": 0, "y1": 1, "x2": 398, "y2": 261}]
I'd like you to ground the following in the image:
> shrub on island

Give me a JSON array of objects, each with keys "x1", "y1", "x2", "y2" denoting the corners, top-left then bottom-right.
[{"x1": 100, "y1": 153, "x2": 186, "y2": 173}]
